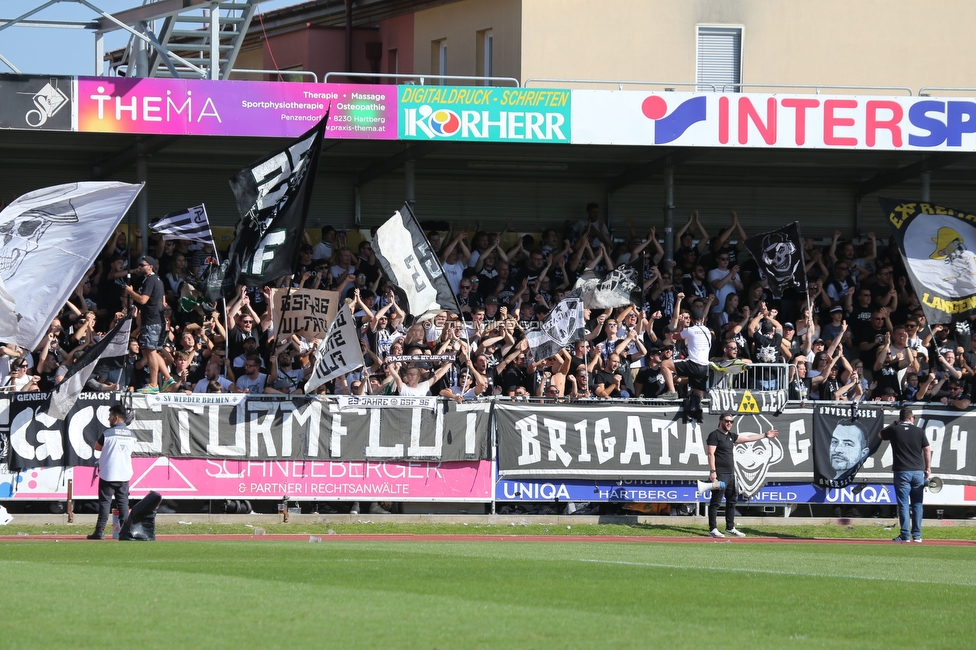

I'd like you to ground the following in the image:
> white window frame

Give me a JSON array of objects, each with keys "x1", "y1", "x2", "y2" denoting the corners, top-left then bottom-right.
[
  {"x1": 483, "y1": 30, "x2": 493, "y2": 83},
  {"x1": 695, "y1": 25, "x2": 743, "y2": 92}
]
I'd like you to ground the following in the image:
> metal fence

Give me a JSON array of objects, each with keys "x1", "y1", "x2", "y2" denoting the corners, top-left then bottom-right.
[{"x1": 708, "y1": 362, "x2": 789, "y2": 392}]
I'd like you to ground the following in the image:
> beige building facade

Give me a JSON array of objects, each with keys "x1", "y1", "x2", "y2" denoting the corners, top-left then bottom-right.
[{"x1": 413, "y1": 0, "x2": 976, "y2": 94}]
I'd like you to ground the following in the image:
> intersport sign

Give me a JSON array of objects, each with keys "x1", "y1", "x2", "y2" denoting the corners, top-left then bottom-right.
[{"x1": 572, "y1": 90, "x2": 976, "y2": 150}]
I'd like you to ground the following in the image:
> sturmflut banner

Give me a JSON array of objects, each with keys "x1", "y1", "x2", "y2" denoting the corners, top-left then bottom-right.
[
  {"x1": 494, "y1": 403, "x2": 976, "y2": 490},
  {"x1": 4, "y1": 394, "x2": 490, "y2": 469}
]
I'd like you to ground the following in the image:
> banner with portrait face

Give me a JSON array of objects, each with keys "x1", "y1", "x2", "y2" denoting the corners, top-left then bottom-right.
[{"x1": 812, "y1": 403, "x2": 885, "y2": 488}]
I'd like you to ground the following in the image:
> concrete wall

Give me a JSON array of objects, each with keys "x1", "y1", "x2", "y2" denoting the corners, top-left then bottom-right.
[{"x1": 377, "y1": 13, "x2": 415, "y2": 79}]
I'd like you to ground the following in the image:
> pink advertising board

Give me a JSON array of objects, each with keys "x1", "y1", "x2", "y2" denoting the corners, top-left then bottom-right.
[
  {"x1": 73, "y1": 458, "x2": 492, "y2": 501},
  {"x1": 76, "y1": 77, "x2": 397, "y2": 139},
  {"x1": 0, "y1": 465, "x2": 69, "y2": 500}
]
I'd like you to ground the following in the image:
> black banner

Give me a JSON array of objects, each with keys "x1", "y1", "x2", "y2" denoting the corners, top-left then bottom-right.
[
  {"x1": 212, "y1": 115, "x2": 327, "y2": 300},
  {"x1": 0, "y1": 75, "x2": 72, "y2": 131},
  {"x1": 6, "y1": 392, "x2": 122, "y2": 469},
  {"x1": 494, "y1": 402, "x2": 976, "y2": 489},
  {"x1": 575, "y1": 261, "x2": 644, "y2": 309},
  {"x1": 5, "y1": 394, "x2": 489, "y2": 468},
  {"x1": 743, "y1": 222, "x2": 807, "y2": 299},
  {"x1": 812, "y1": 403, "x2": 885, "y2": 488},
  {"x1": 882, "y1": 197, "x2": 976, "y2": 324},
  {"x1": 372, "y1": 202, "x2": 463, "y2": 320}
]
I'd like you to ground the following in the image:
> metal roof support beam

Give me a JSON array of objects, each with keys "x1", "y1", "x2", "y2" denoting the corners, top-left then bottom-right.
[
  {"x1": 607, "y1": 149, "x2": 702, "y2": 194},
  {"x1": 91, "y1": 135, "x2": 179, "y2": 180},
  {"x1": 355, "y1": 142, "x2": 444, "y2": 188},
  {"x1": 94, "y1": 0, "x2": 212, "y2": 32},
  {"x1": 79, "y1": 0, "x2": 208, "y2": 77},
  {"x1": 854, "y1": 153, "x2": 971, "y2": 200},
  {"x1": 142, "y1": 26, "x2": 181, "y2": 79},
  {"x1": 0, "y1": 0, "x2": 62, "y2": 72}
]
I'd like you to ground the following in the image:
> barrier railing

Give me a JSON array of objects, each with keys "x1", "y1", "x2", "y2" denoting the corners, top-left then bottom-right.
[{"x1": 708, "y1": 362, "x2": 789, "y2": 392}]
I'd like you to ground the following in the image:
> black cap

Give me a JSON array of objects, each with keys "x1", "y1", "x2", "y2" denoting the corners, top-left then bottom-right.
[{"x1": 137, "y1": 255, "x2": 157, "y2": 271}]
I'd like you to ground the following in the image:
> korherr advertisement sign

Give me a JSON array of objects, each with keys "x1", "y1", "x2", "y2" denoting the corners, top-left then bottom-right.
[
  {"x1": 398, "y1": 86, "x2": 571, "y2": 143},
  {"x1": 0, "y1": 76, "x2": 72, "y2": 131}
]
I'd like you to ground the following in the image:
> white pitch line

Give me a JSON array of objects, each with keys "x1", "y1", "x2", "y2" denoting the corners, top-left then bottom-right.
[{"x1": 580, "y1": 559, "x2": 976, "y2": 587}]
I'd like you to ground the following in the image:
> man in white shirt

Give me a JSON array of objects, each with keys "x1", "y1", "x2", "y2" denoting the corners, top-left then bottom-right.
[
  {"x1": 662, "y1": 309, "x2": 713, "y2": 422},
  {"x1": 88, "y1": 404, "x2": 136, "y2": 540},
  {"x1": 707, "y1": 253, "x2": 743, "y2": 317},
  {"x1": 193, "y1": 361, "x2": 239, "y2": 393},
  {"x1": 439, "y1": 231, "x2": 472, "y2": 294},
  {"x1": 390, "y1": 359, "x2": 453, "y2": 396}
]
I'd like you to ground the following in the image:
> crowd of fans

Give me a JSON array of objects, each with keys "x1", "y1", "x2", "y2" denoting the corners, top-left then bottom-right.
[{"x1": 1, "y1": 204, "x2": 974, "y2": 412}]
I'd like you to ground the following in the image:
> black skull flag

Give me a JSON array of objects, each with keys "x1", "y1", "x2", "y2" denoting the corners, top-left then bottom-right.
[
  {"x1": 881, "y1": 198, "x2": 976, "y2": 325},
  {"x1": 0, "y1": 181, "x2": 143, "y2": 349},
  {"x1": 743, "y1": 222, "x2": 807, "y2": 299}
]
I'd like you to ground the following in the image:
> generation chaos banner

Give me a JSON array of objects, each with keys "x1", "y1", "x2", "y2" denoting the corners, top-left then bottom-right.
[{"x1": 4, "y1": 394, "x2": 489, "y2": 468}]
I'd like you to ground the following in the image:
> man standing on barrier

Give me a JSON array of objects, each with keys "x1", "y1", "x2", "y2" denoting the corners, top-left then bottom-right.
[
  {"x1": 662, "y1": 305, "x2": 711, "y2": 421},
  {"x1": 88, "y1": 404, "x2": 136, "y2": 540},
  {"x1": 880, "y1": 407, "x2": 931, "y2": 543},
  {"x1": 706, "y1": 412, "x2": 778, "y2": 538}
]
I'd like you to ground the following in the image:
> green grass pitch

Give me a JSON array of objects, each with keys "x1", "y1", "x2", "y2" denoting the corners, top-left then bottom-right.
[{"x1": 2, "y1": 540, "x2": 974, "y2": 649}]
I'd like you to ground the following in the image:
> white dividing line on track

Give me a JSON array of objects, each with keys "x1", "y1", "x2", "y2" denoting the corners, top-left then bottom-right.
[{"x1": 580, "y1": 559, "x2": 976, "y2": 587}]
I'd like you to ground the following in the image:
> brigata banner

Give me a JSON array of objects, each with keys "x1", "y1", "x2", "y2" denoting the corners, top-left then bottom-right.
[
  {"x1": 494, "y1": 403, "x2": 976, "y2": 487},
  {"x1": 494, "y1": 478, "x2": 976, "y2": 507},
  {"x1": 76, "y1": 77, "x2": 396, "y2": 139},
  {"x1": 4, "y1": 394, "x2": 489, "y2": 468},
  {"x1": 571, "y1": 90, "x2": 976, "y2": 151},
  {"x1": 399, "y1": 86, "x2": 570, "y2": 143},
  {"x1": 73, "y1": 458, "x2": 492, "y2": 502}
]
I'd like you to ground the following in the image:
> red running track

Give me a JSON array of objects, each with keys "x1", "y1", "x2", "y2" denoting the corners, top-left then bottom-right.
[{"x1": 2, "y1": 534, "x2": 975, "y2": 545}]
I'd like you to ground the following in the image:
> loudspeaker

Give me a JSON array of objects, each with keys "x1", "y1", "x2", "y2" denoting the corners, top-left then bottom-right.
[
  {"x1": 926, "y1": 477, "x2": 943, "y2": 493},
  {"x1": 119, "y1": 491, "x2": 162, "y2": 541},
  {"x1": 697, "y1": 479, "x2": 727, "y2": 492}
]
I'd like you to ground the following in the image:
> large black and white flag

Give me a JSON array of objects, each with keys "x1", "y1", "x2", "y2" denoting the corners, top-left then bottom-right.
[
  {"x1": 0, "y1": 181, "x2": 143, "y2": 349},
  {"x1": 210, "y1": 114, "x2": 327, "y2": 301},
  {"x1": 372, "y1": 202, "x2": 462, "y2": 320},
  {"x1": 47, "y1": 310, "x2": 132, "y2": 420},
  {"x1": 151, "y1": 204, "x2": 213, "y2": 244},
  {"x1": 881, "y1": 198, "x2": 976, "y2": 325},
  {"x1": 305, "y1": 302, "x2": 365, "y2": 393},
  {"x1": 525, "y1": 289, "x2": 586, "y2": 360},
  {"x1": 743, "y1": 222, "x2": 807, "y2": 299},
  {"x1": 574, "y1": 260, "x2": 643, "y2": 309},
  {"x1": 812, "y1": 403, "x2": 885, "y2": 489}
]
